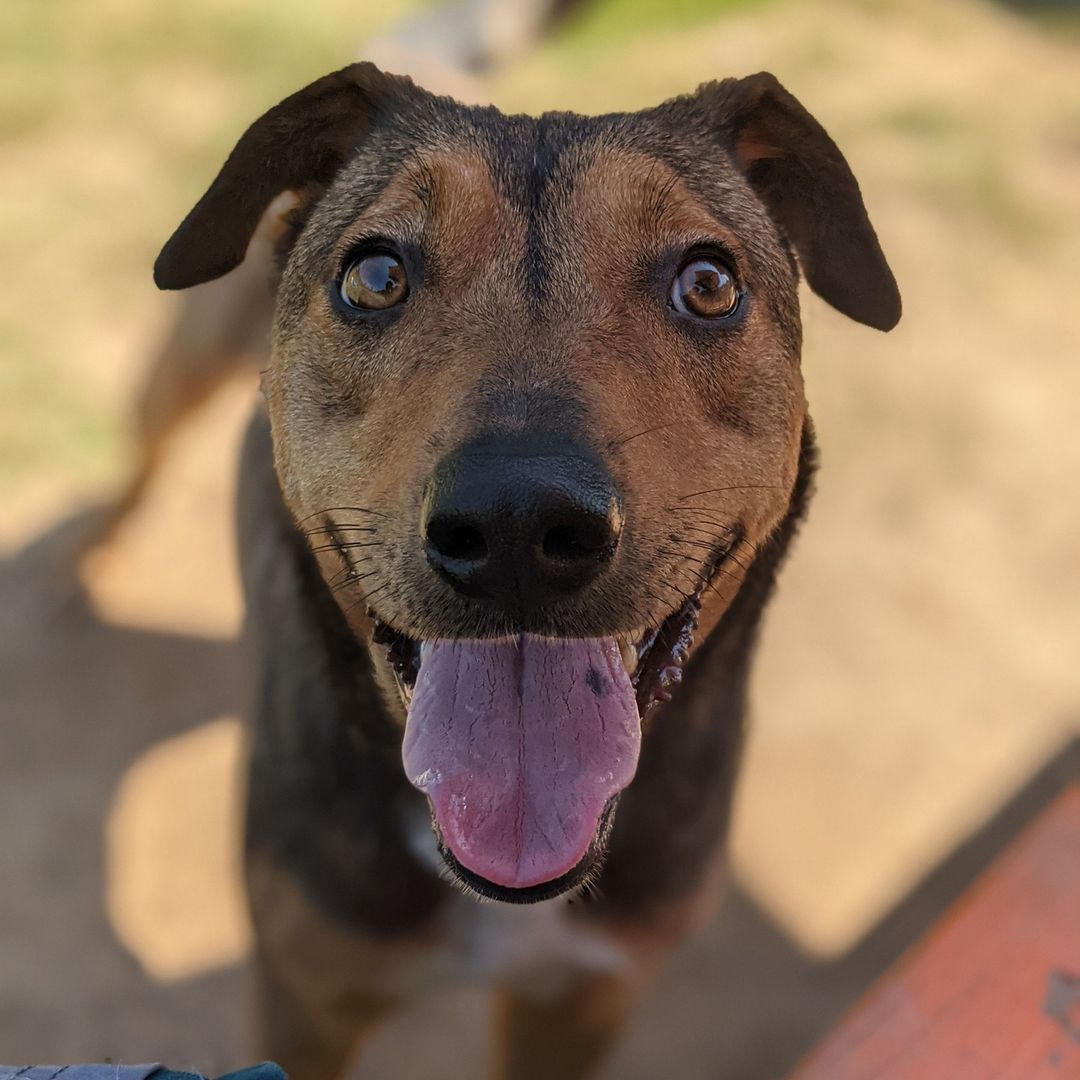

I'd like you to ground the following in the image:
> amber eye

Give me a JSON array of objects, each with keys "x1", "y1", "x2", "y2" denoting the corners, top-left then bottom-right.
[
  {"x1": 339, "y1": 251, "x2": 409, "y2": 310},
  {"x1": 670, "y1": 257, "x2": 739, "y2": 318}
]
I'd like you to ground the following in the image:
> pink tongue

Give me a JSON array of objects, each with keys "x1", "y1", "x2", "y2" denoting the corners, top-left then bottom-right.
[{"x1": 402, "y1": 636, "x2": 641, "y2": 890}]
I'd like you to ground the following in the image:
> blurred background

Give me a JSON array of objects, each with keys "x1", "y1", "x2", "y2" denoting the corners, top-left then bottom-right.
[{"x1": 1, "y1": 0, "x2": 1078, "y2": 1076}]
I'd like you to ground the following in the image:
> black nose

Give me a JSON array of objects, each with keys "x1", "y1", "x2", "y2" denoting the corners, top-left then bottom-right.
[{"x1": 422, "y1": 438, "x2": 622, "y2": 612}]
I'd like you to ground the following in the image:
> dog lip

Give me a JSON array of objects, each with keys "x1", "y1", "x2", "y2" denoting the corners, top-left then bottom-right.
[
  {"x1": 629, "y1": 528, "x2": 743, "y2": 716},
  {"x1": 371, "y1": 614, "x2": 422, "y2": 698}
]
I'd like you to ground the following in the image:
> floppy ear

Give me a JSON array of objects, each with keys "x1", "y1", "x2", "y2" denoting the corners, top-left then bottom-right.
[
  {"x1": 154, "y1": 62, "x2": 416, "y2": 290},
  {"x1": 701, "y1": 72, "x2": 901, "y2": 331}
]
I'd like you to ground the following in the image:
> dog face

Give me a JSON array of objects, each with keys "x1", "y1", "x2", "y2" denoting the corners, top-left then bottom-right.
[{"x1": 157, "y1": 65, "x2": 899, "y2": 902}]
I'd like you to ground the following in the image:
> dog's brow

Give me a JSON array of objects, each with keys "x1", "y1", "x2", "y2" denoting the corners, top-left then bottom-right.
[
  {"x1": 573, "y1": 149, "x2": 749, "y2": 269},
  {"x1": 637, "y1": 159, "x2": 737, "y2": 242},
  {"x1": 640, "y1": 160, "x2": 684, "y2": 218},
  {"x1": 399, "y1": 154, "x2": 440, "y2": 208},
  {"x1": 331, "y1": 159, "x2": 443, "y2": 253}
]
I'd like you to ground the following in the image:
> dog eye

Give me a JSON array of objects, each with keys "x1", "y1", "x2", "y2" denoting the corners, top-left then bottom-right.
[
  {"x1": 670, "y1": 258, "x2": 739, "y2": 319},
  {"x1": 339, "y1": 252, "x2": 409, "y2": 310}
]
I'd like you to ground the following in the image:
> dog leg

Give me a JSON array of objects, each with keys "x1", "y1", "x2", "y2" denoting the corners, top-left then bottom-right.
[
  {"x1": 253, "y1": 953, "x2": 393, "y2": 1080},
  {"x1": 492, "y1": 973, "x2": 639, "y2": 1080}
]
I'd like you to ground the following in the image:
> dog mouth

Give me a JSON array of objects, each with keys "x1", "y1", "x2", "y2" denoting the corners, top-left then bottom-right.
[
  {"x1": 368, "y1": 546, "x2": 731, "y2": 903},
  {"x1": 373, "y1": 594, "x2": 700, "y2": 720}
]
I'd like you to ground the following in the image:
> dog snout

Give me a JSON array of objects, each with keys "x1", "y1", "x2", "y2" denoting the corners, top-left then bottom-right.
[{"x1": 422, "y1": 438, "x2": 623, "y2": 612}]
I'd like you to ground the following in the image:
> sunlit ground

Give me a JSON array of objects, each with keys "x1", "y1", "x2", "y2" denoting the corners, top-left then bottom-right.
[{"x1": 1, "y1": 0, "x2": 1079, "y2": 1071}]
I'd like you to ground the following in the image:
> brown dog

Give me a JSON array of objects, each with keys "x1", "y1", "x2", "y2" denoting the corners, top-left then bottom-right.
[{"x1": 154, "y1": 64, "x2": 899, "y2": 1079}]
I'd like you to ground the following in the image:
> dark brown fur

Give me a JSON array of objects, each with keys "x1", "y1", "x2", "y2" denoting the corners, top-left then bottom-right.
[{"x1": 157, "y1": 64, "x2": 899, "y2": 1079}]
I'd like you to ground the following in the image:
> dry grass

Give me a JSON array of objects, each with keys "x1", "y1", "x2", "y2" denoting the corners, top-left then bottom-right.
[{"x1": 0, "y1": 0, "x2": 418, "y2": 500}]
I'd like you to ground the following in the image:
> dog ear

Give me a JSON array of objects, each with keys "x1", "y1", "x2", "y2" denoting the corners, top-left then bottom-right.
[
  {"x1": 700, "y1": 72, "x2": 901, "y2": 331},
  {"x1": 154, "y1": 62, "x2": 416, "y2": 290}
]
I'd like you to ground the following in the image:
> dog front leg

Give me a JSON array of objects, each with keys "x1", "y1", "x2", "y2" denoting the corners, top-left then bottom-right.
[
  {"x1": 253, "y1": 952, "x2": 394, "y2": 1080},
  {"x1": 492, "y1": 972, "x2": 640, "y2": 1080}
]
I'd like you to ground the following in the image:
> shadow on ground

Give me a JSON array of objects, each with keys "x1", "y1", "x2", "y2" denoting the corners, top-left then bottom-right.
[{"x1": 0, "y1": 514, "x2": 247, "y2": 1068}]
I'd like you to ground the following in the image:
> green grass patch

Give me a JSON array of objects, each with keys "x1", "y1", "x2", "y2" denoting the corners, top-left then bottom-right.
[
  {"x1": 557, "y1": 0, "x2": 779, "y2": 47},
  {"x1": 878, "y1": 101, "x2": 964, "y2": 139}
]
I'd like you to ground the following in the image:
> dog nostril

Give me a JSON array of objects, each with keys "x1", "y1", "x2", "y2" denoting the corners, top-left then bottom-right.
[{"x1": 427, "y1": 518, "x2": 488, "y2": 564}]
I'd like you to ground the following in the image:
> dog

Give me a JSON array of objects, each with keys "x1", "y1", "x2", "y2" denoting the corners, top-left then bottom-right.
[{"x1": 153, "y1": 63, "x2": 900, "y2": 1079}]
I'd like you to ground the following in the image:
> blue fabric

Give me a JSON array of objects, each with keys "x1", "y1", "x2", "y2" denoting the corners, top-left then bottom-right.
[
  {"x1": 0, "y1": 1066, "x2": 286, "y2": 1080},
  {"x1": 0, "y1": 1069, "x2": 161, "y2": 1080},
  {"x1": 215, "y1": 1067, "x2": 286, "y2": 1080}
]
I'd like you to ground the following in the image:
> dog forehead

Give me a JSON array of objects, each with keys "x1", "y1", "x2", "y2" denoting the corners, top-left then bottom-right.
[
  {"x1": 562, "y1": 146, "x2": 741, "y2": 244},
  {"x1": 312, "y1": 106, "x2": 707, "y2": 240},
  {"x1": 337, "y1": 145, "x2": 521, "y2": 251}
]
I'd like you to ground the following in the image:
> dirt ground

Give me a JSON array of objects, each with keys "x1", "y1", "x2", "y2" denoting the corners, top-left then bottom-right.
[{"x1": 1, "y1": 0, "x2": 1079, "y2": 1076}]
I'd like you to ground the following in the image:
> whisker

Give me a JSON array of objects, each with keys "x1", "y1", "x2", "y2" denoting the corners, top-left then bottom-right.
[
  {"x1": 641, "y1": 584, "x2": 687, "y2": 614},
  {"x1": 676, "y1": 484, "x2": 785, "y2": 501},
  {"x1": 330, "y1": 569, "x2": 382, "y2": 595},
  {"x1": 624, "y1": 598, "x2": 660, "y2": 632},
  {"x1": 664, "y1": 536, "x2": 719, "y2": 555},
  {"x1": 664, "y1": 507, "x2": 744, "y2": 517},
  {"x1": 720, "y1": 549, "x2": 753, "y2": 576},
  {"x1": 658, "y1": 537, "x2": 754, "y2": 580},
  {"x1": 359, "y1": 579, "x2": 395, "y2": 607},
  {"x1": 302, "y1": 524, "x2": 378, "y2": 537},
  {"x1": 727, "y1": 546, "x2": 755, "y2": 571},
  {"x1": 670, "y1": 522, "x2": 734, "y2": 542},
  {"x1": 326, "y1": 556, "x2": 374, "y2": 587},
  {"x1": 606, "y1": 422, "x2": 677, "y2": 450},
  {"x1": 704, "y1": 565, "x2": 746, "y2": 603},
  {"x1": 671, "y1": 520, "x2": 742, "y2": 546},
  {"x1": 308, "y1": 540, "x2": 384, "y2": 556},
  {"x1": 341, "y1": 578, "x2": 400, "y2": 622},
  {"x1": 669, "y1": 512, "x2": 735, "y2": 529},
  {"x1": 294, "y1": 506, "x2": 390, "y2": 525},
  {"x1": 682, "y1": 524, "x2": 737, "y2": 543},
  {"x1": 653, "y1": 557, "x2": 707, "y2": 596}
]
